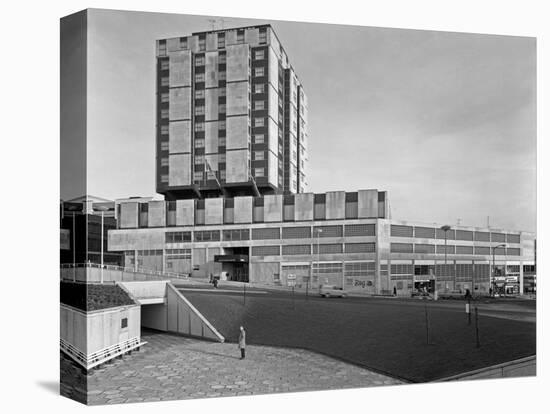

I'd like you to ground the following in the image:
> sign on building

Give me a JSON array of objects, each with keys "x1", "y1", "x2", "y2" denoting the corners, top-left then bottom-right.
[{"x1": 287, "y1": 274, "x2": 296, "y2": 287}]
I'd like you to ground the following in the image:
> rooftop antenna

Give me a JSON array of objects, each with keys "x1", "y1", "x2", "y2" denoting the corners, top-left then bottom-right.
[
  {"x1": 456, "y1": 218, "x2": 461, "y2": 226},
  {"x1": 487, "y1": 215, "x2": 490, "y2": 228}
]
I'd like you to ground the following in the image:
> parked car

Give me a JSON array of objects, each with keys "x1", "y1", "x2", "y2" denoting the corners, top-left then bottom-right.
[{"x1": 319, "y1": 285, "x2": 347, "y2": 298}]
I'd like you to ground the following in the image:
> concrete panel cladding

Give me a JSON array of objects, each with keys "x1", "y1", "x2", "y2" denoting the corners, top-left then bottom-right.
[
  {"x1": 205, "y1": 51, "x2": 219, "y2": 88},
  {"x1": 169, "y1": 154, "x2": 191, "y2": 186},
  {"x1": 225, "y1": 30, "x2": 237, "y2": 46},
  {"x1": 169, "y1": 121, "x2": 191, "y2": 154},
  {"x1": 267, "y1": 117, "x2": 279, "y2": 155},
  {"x1": 326, "y1": 191, "x2": 346, "y2": 220},
  {"x1": 226, "y1": 44, "x2": 249, "y2": 82},
  {"x1": 205, "y1": 198, "x2": 223, "y2": 225},
  {"x1": 120, "y1": 202, "x2": 139, "y2": 228},
  {"x1": 358, "y1": 189, "x2": 379, "y2": 218},
  {"x1": 176, "y1": 199, "x2": 195, "y2": 226},
  {"x1": 268, "y1": 151, "x2": 278, "y2": 187},
  {"x1": 264, "y1": 194, "x2": 283, "y2": 222},
  {"x1": 166, "y1": 37, "x2": 181, "y2": 52},
  {"x1": 268, "y1": 47, "x2": 279, "y2": 90},
  {"x1": 268, "y1": 86, "x2": 279, "y2": 123},
  {"x1": 295, "y1": 193, "x2": 314, "y2": 221},
  {"x1": 206, "y1": 33, "x2": 217, "y2": 51},
  {"x1": 148, "y1": 201, "x2": 166, "y2": 227},
  {"x1": 244, "y1": 27, "x2": 260, "y2": 45},
  {"x1": 226, "y1": 150, "x2": 248, "y2": 183},
  {"x1": 169, "y1": 87, "x2": 191, "y2": 120},
  {"x1": 226, "y1": 81, "x2": 249, "y2": 116},
  {"x1": 169, "y1": 50, "x2": 192, "y2": 87},
  {"x1": 205, "y1": 121, "x2": 218, "y2": 154},
  {"x1": 234, "y1": 196, "x2": 253, "y2": 223},
  {"x1": 226, "y1": 116, "x2": 248, "y2": 150},
  {"x1": 205, "y1": 88, "x2": 219, "y2": 121}
]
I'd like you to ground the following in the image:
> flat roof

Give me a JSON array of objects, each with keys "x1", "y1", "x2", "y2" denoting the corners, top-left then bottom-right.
[{"x1": 60, "y1": 282, "x2": 136, "y2": 312}]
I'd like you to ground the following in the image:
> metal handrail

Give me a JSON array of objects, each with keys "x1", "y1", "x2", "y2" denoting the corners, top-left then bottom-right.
[{"x1": 60, "y1": 263, "x2": 189, "y2": 279}]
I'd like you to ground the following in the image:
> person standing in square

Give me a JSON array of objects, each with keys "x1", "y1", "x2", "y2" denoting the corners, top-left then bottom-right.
[{"x1": 238, "y1": 326, "x2": 246, "y2": 359}]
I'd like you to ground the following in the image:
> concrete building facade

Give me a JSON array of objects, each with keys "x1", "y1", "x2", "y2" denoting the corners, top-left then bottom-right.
[
  {"x1": 108, "y1": 191, "x2": 535, "y2": 296},
  {"x1": 156, "y1": 24, "x2": 308, "y2": 199}
]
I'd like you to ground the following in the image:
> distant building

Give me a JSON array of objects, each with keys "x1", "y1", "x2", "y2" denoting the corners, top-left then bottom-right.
[
  {"x1": 108, "y1": 192, "x2": 535, "y2": 296},
  {"x1": 156, "y1": 24, "x2": 308, "y2": 199},
  {"x1": 60, "y1": 195, "x2": 123, "y2": 266}
]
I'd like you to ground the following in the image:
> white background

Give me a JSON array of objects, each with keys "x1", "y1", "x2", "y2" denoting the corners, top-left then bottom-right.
[{"x1": 0, "y1": 0, "x2": 547, "y2": 413}]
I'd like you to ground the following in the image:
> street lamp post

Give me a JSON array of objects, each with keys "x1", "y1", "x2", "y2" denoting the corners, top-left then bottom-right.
[
  {"x1": 492, "y1": 243, "x2": 506, "y2": 297},
  {"x1": 440, "y1": 225, "x2": 451, "y2": 292}
]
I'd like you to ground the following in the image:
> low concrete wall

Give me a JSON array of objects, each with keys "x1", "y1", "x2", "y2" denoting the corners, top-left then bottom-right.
[
  {"x1": 437, "y1": 356, "x2": 536, "y2": 381},
  {"x1": 60, "y1": 266, "x2": 183, "y2": 284},
  {"x1": 118, "y1": 281, "x2": 168, "y2": 300}
]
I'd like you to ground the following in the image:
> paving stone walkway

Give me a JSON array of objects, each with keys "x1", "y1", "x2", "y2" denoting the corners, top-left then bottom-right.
[{"x1": 64, "y1": 331, "x2": 403, "y2": 405}]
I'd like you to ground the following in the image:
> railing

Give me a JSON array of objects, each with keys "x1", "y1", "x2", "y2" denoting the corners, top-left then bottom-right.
[
  {"x1": 60, "y1": 337, "x2": 147, "y2": 370},
  {"x1": 60, "y1": 262, "x2": 189, "y2": 282}
]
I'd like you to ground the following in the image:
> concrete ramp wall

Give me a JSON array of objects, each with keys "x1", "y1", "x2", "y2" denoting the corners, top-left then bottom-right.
[
  {"x1": 166, "y1": 283, "x2": 225, "y2": 342},
  {"x1": 118, "y1": 280, "x2": 224, "y2": 342}
]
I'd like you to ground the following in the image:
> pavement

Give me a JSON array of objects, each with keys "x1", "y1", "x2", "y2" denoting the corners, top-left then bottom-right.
[{"x1": 62, "y1": 330, "x2": 403, "y2": 405}]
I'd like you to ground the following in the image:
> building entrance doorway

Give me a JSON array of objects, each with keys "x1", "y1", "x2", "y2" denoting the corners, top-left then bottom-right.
[
  {"x1": 414, "y1": 265, "x2": 435, "y2": 293},
  {"x1": 214, "y1": 246, "x2": 249, "y2": 282},
  {"x1": 414, "y1": 280, "x2": 435, "y2": 294}
]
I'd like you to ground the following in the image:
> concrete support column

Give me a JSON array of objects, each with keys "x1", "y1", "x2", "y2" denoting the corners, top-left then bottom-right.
[
  {"x1": 162, "y1": 248, "x2": 166, "y2": 274},
  {"x1": 134, "y1": 249, "x2": 138, "y2": 272}
]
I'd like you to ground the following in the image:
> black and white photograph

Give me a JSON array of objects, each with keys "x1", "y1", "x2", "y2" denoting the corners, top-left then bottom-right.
[
  {"x1": 58, "y1": 6, "x2": 539, "y2": 406},
  {"x1": 2, "y1": 1, "x2": 547, "y2": 413}
]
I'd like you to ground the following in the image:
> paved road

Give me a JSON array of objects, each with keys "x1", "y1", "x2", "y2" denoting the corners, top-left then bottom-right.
[
  {"x1": 61, "y1": 331, "x2": 402, "y2": 405},
  {"x1": 177, "y1": 284, "x2": 536, "y2": 323}
]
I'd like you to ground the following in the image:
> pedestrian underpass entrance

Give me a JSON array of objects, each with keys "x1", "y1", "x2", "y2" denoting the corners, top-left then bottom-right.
[{"x1": 118, "y1": 281, "x2": 225, "y2": 342}]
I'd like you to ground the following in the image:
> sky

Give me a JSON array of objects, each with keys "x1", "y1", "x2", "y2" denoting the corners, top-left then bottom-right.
[{"x1": 81, "y1": 8, "x2": 536, "y2": 232}]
